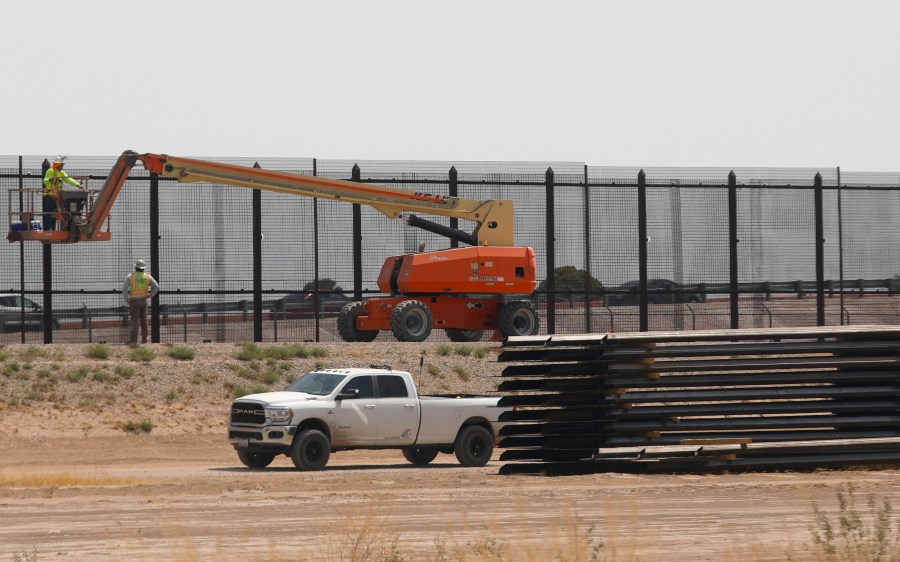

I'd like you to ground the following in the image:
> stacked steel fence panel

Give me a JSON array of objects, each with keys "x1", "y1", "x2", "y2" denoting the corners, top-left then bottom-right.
[{"x1": 496, "y1": 325, "x2": 900, "y2": 475}]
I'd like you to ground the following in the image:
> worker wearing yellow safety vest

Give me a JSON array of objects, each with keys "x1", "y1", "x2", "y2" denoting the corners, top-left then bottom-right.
[
  {"x1": 42, "y1": 157, "x2": 84, "y2": 230},
  {"x1": 122, "y1": 260, "x2": 160, "y2": 344}
]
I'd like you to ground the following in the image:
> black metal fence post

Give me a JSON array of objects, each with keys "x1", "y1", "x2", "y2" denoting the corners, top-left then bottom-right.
[
  {"x1": 313, "y1": 158, "x2": 320, "y2": 342},
  {"x1": 545, "y1": 167, "x2": 555, "y2": 335},
  {"x1": 18, "y1": 156, "x2": 25, "y2": 343},
  {"x1": 728, "y1": 171, "x2": 739, "y2": 329},
  {"x1": 449, "y1": 166, "x2": 459, "y2": 250},
  {"x1": 583, "y1": 165, "x2": 592, "y2": 333},
  {"x1": 150, "y1": 172, "x2": 160, "y2": 343},
  {"x1": 252, "y1": 162, "x2": 263, "y2": 342},
  {"x1": 814, "y1": 172, "x2": 825, "y2": 326},
  {"x1": 638, "y1": 169, "x2": 648, "y2": 332},
  {"x1": 352, "y1": 164, "x2": 363, "y2": 302},
  {"x1": 41, "y1": 159, "x2": 52, "y2": 343}
]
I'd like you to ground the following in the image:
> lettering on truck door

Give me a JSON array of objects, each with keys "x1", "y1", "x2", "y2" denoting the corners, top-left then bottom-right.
[
  {"x1": 374, "y1": 374, "x2": 418, "y2": 445},
  {"x1": 333, "y1": 375, "x2": 377, "y2": 445}
]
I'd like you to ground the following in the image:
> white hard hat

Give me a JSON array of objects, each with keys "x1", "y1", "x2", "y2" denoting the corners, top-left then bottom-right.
[{"x1": 134, "y1": 259, "x2": 146, "y2": 271}]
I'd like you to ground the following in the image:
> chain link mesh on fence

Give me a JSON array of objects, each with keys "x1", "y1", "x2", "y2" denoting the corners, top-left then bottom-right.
[{"x1": 2, "y1": 154, "x2": 898, "y2": 344}]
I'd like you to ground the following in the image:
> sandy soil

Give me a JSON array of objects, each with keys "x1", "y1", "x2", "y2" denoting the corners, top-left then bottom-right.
[{"x1": 2, "y1": 343, "x2": 900, "y2": 561}]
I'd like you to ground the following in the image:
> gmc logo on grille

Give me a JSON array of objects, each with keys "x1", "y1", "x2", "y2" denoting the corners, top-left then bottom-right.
[{"x1": 233, "y1": 408, "x2": 260, "y2": 415}]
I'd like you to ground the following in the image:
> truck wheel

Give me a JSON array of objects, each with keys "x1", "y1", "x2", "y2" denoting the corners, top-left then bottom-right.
[
  {"x1": 445, "y1": 328, "x2": 484, "y2": 342},
  {"x1": 498, "y1": 301, "x2": 539, "y2": 337},
  {"x1": 237, "y1": 449, "x2": 276, "y2": 469},
  {"x1": 390, "y1": 300, "x2": 432, "y2": 342},
  {"x1": 402, "y1": 446, "x2": 439, "y2": 465},
  {"x1": 290, "y1": 429, "x2": 331, "y2": 471},
  {"x1": 454, "y1": 425, "x2": 494, "y2": 467},
  {"x1": 337, "y1": 301, "x2": 378, "y2": 342}
]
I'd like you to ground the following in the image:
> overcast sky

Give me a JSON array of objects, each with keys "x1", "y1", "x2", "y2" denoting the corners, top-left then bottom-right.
[{"x1": 3, "y1": 1, "x2": 897, "y2": 171}]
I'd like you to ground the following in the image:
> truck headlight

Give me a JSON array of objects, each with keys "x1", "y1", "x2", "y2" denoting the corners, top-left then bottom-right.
[{"x1": 265, "y1": 407, "x2": 293, "y2": 424}]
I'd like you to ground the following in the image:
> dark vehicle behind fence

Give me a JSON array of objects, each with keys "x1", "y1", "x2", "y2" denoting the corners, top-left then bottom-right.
[
  {"x1": 271, "y1": 292, "x2": 353, "y2": 319},
  {"x1": 605, "y1": 279, "x2": 706, "y2": 306}
]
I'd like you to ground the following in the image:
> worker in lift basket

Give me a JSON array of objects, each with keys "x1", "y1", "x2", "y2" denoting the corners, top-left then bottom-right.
[
  {"x1": 42, "y1": 156, "x2": 84, "y2": 230},
  {"x1": 122, "y1": 260, "x2": 160, "y2": 345}
]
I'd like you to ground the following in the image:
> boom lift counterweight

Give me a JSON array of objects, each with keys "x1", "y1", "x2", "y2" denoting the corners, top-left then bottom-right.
[{"x1": 7, "y1": 151, "x2": 540, "y2": 342}]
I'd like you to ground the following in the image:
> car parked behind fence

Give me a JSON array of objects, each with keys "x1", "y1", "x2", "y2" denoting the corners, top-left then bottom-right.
[{"x1": 605, "y1": 279, "x2": 706, "y2": 306}]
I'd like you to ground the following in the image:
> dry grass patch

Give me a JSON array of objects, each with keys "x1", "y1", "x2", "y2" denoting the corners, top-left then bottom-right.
[{"x1": 0, "y1": 469, "x2": 143, "y2": 489}]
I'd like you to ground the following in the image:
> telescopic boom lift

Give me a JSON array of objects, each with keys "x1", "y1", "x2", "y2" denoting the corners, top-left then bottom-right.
[{"x1": 7, "y1": 150, "x2": 539, "y2": 342}]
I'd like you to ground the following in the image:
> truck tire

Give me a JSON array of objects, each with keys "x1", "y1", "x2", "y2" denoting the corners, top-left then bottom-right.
[
  {"x1": 402, "y1": 446, "x2": 440, "y2": 465},
  {"x1": 445, "y1": 328, "x2": 484, "y2": 342},
  {"x1": 237, "y1": 449, "x2": 276, "y2": 469},
  {"x1": 454, "y1": 425, "x2": 494, "y2": 467},
  {"x1": 390, "y1": 300, "x2": 432, "y2": 342},
  {"x1": 290, "y1": 429, "x2": 331, "y2": 471},
  {"x1": 337, "y1": 302, "x2": 378, "y2": 342},
  {"x1": 498, "y1": 301, "x2": 539, "y2": 337}
]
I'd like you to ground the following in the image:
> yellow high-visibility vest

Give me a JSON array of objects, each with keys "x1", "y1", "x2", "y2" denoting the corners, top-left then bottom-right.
[
  {"x1": 129, "y1": 272, "x2": 150, "y2": 298},
  {"x1": 42, "y1": 167, "x2": 79, "y2": 196}
]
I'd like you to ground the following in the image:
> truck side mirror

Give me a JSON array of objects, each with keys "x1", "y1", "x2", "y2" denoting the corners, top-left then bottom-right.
[{"x1": 336, "y1": 388, "x2": 360, "y2": 400}]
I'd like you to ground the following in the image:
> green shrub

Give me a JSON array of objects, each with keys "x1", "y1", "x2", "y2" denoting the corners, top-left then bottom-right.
[
  {"x1": 453, "y1": 366, "x2": 471, "y2": 382},
  {"x1": 809, "y1": 483, "x2": 900, "y2": 562},
  {"x1": 0, "y1": 349, "x2": 7, "y2": 362},
  {"x1": 165, "y1": 388, "x2": 180, "y2": 402},
  {"x1": 114, "y1": 365, "x2": 135, "y2": 379},
  {"x1": 166, "y1": 345, "x2": 196, "y2": 361},
  {"x1": 24, "y1": 390, "x2": 46, "y2": 402},
  {"x1": 436, "y1": 344, "x2": 452, "y2": 356},
  {"x1": 453, "y1": 345, "x2": 474, "y2": 357},
  {"x1": 232, "y1": 384, "x2": 270, "y2": 398},
  {"x1": 473, "y1": 346, "x2": 489, "y2": 359},
  {"x1": 19, "y1": 346, "x2": 46, "y2": 362},
  {"x1": 259, "y1": 370, "x2": 280, "y2": 384},
  {"x1": 124, "y1": 419, "x2": 154, "y2": 433},
  {"x1": 427, "y1": 364, "x2": 442, "y2": 378},
  {"x1": 129, "y1": 347, "x2": 156, "y2": 362},
  {"x1": 235, "y1": 342, "x2": 263, "y2": 361},
  {"x1": 92, "y1": 370, "x2": 113, "y2": 383},
  {"x1": 85, "y1": 343, "x2": 111, "y2": 360},
  {"x1": 2, "y1": 362, "x2": 21, "y2": 377},
  {"x1": 67, "y1": 366, "x2": 89, "y2": 382}
]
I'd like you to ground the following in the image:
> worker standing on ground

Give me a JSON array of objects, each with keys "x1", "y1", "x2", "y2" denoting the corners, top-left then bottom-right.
[
  {"x1": 42, "y1": 156, "x2": 83, "y2": 230},
  {"x1": 122, "y1": 260, "x2": 159, "y2": 345}
]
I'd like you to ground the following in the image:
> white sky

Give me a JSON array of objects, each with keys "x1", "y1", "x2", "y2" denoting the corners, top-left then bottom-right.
[{"x1": 3, "y1": 1, "x2": 898, "y2": 171}]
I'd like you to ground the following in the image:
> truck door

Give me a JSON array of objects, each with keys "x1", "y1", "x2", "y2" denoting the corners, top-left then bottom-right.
[
  {"x1": 374, "y1": 374, "x2": 418, "y2": 445},
  {"x1": 333, "y1": 375, "x2": 377, "y2": 445}
]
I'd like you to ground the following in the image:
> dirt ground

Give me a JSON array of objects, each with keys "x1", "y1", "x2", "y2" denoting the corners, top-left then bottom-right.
[
  {"x1": 2, "y1": 343, "x2": 900, "y2": 561},
  {"x1": 4, "y1": 437, "x2": 900, "y2": 561}
]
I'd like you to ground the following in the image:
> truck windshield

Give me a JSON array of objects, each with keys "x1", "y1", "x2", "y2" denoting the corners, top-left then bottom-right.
[{"x1": 284, "y1": 372, "x2": 346, "y2": 396}]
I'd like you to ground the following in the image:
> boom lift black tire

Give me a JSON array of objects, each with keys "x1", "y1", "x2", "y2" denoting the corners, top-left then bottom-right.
[
  {"x1": 454, "y1": 425, "x2": 494, "y2": 467},
  {"x1": 237, "y1": 449, "x2": 276, "y2": 469},
  {"x1": 390, "y1": 300, "x2": 433, "y2": 342},
  {"x1": 337, "y1": 301, "x2": 378, "y2": 342},
  {"x1": 497, "y1": 300, "x2": 539, "y2": 337},
  {"x1": 445, "y1": 328, "x2": 484, "y2": 342},
  {"x1": 290, "y1": 428, "x2": 331, "y2": 471},
  {"x1": 402, "y1": 446, "x2": 440, "y2": 465}
]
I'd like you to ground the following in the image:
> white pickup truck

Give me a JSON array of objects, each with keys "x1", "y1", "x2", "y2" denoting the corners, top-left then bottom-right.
[{"x1": 227, "y1": 366, "x2": 505, "y2": 470}]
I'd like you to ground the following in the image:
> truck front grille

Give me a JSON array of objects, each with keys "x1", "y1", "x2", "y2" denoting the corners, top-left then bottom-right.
[{"x1": 231, "y1": 401, "x2": 265, "y2": 425}]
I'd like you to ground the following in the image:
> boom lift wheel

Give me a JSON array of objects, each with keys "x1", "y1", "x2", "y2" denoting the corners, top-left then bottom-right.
[
  {"x1": 498, "y1": 300, "x2": 540, "y2": 337},
  {"x1": 337, "y1": 301, "x2": 378, "y2": 342},
  {"x1": 390, "y1": 300, "x2": 432, "y2": 342},
  {"x1": 445, "y1": 328, "x2": 484, "y2": 342}
]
